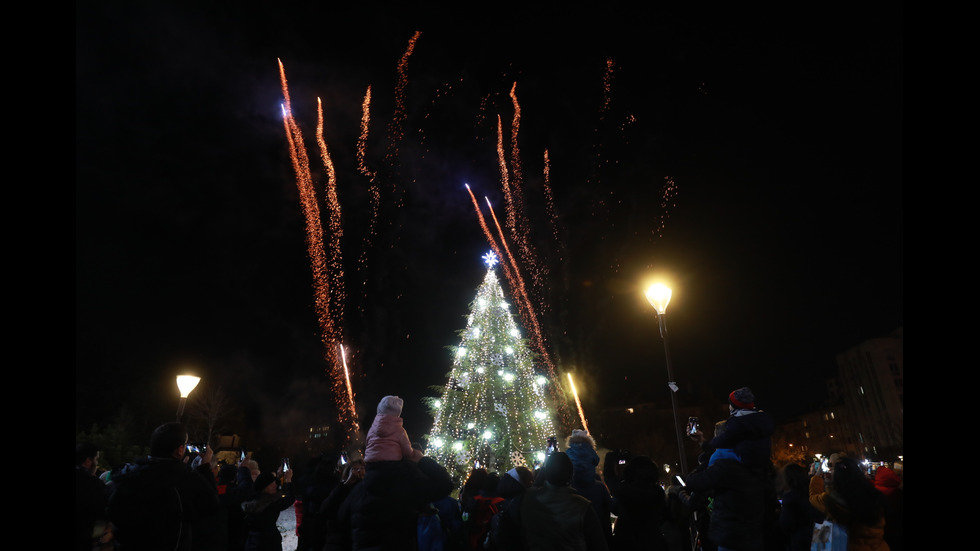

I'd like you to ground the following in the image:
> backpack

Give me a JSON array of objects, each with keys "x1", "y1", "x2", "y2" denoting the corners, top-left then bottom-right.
[
  {"x1": 466, "y1": 495, "x2": 504, "y2": 550},
  {"x1": 483, "y1": 495, "x2": 523, "y2": 551}
]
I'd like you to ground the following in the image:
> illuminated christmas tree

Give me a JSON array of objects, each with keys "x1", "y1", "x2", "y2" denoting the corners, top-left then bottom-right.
[{"x1": 426, "y1": 252, "x2": 558, "y2": 488}]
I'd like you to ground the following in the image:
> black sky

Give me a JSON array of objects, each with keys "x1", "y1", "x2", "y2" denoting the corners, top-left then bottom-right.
[{"x1": 76, "y1": 3, "x2": 903, "y2": 443}]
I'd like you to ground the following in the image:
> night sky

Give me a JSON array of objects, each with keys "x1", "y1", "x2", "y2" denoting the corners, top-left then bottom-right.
[{"x1": 76, "y1": 3, "x2": 903, "y2": 445}]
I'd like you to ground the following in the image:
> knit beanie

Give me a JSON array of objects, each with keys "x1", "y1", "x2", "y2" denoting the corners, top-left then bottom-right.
[
  {"x1": 873, "y1": 467, "x2": 901, "y2": 496},
  {"x1": 729, "y1": 387, "x2": 756, "y2": 409},
  {"x1": 543, "y1": 452, "x2": 573, "y2": 487},
  {"x1": 377, "y1": 395, "x2": 404, "y2": 416},
  {"x1": 253, "y1": 472, "x2": 277, "y2": 494}
]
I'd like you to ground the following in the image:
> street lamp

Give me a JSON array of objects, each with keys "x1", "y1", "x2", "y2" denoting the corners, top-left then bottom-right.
[
  {"x1": 645, "y1": 283, "x2": 688, "y2": 474},
  {"x1": 175, "y1": 375, "x2": 201, "y2": 422}
]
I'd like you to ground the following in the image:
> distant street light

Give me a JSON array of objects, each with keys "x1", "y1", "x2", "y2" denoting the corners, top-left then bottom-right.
[
  {"x1": 646, "y1": 283, "x2": 688, "y2": 474},
  {"x1": 176, "y1": 375, "x2": 201, "y2": 422}
]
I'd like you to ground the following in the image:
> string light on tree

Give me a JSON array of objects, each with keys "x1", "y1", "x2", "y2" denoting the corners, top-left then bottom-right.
[{"x1": 426, "y1": 252, "x2": 557, "y2": 489}]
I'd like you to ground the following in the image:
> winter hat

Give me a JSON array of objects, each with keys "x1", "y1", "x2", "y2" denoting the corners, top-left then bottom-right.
[
  {"x1": 873, "y1": 467, "x2": 901, "y2": 496},
  {"x1": 506, "y1": 466, "x2": 534, "y2": 488},
  {"x1": 377, "y1": 395, "x2": 405, "y2": 416},
  {"x1": 566, "y1": 429, "x2": 596, "y2": 449},
  {"x1": 729, "y1": 387, "x2": 756, "y2": 409},
  {"x1": 253, "y1": 472, "x2": 277, "y2": 494},
  {"x1": 543, "y1": 452, "x2": 573, "y2": 487}
]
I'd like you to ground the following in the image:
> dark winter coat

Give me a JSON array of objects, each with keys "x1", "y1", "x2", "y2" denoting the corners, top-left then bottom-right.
[
  {"x1": 778, "y1": 487, "x2": 823, "y2": 551},
  {"x1": 321, "y1": 480, "x2": 359, "y2": 551},
  {"x1": 682, "y1": 454, "x2": 768, "y2": 551},
  {"x1": 241, "y1": 482, "x2": 295, "y2": 551},
  {"x1": 107, "y1": 456, "x2": 220, "y2": 551},
  {"x1": 336, "y1": 458, "x2": 454, "y2": 551},
  {"x1": 519, "y1": 482, "x2": 609, "y2": 551},
  {"x1": 705, "y1": 409, "x2": 775, "y2": 470},
  {"x1": 611, "y1": 475, "x2": 668, "y2": 551}
]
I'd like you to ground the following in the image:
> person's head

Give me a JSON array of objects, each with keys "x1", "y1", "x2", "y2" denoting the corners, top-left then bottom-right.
[
  {"x1": 247, "y1": 460, "x2": 260, "y2": 481},
  {"x1": 253, "y1": 472, "x2": 278, "y2": 495},
  {"x1": 542, "y1": 451, "x2": 573, "y2": 487},
  {"x1": 729, "y1": 386, "x2": 756, "y2": 412},
  {"x1": 483, "y1": 471, "x2": 501, "y2": 495},
  {"x1": 377, "y1": 395, "x2": 404, "y2": 417},
  {"x1": 565, "y1": 429, "x2": 596, "y2": 449},
  {"x1": 217, "y1": 464, "x2": 238, "y2": 485},
  {"x1": 622, "y1": 455, "x2": 661, "y2": 484},
  {"x1": 513, "y1": 466, "x2": 534, "y2": 488},
  {"x1": 149, "y1": 422, "x2": 188, "y2": 459},
  {"x1": 778, "y1": 462, "x2": 809, "y2": 494},
  {"x1": 830, "y1": 457, "x2": 884, "y2": 524},
  {"x1": 341, "y1": 458, "x2": 366, "y2": 482},
  {"x1": 713, "y1": 420, "x2": 728, "y2": 440},
  {"x1": 76, "y1": 442, "x2": 100, "y2": 474}
]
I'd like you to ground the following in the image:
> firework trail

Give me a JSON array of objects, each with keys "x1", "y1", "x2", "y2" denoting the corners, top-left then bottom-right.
[
  {"x1": 358, "y1": 86, "x2": 377, "y2": 181},
  {"x1": 385, "y1": 31, "x2": 420, "y2": 207},
  {"x1": 316, "y1": 98, "x2": 344, "y2": 327},
  {"x1": 542, "y1": 150, "x2": 564, "y2": 261},
  {"x1": 507, "y1": 85, "x2": 548, "y2": 304},
  {"x1": 505, "y1": 83, "x2": 523, "y2": 234},
  {"x1": 656, "y1": 176, "x2": 679, "y2": 239},
  {"x1": 357, "y1": 87, "x2": 381, "y2": 292},
  {"x1": 278, "y1": 60, "x2": 356, "y2": 436},
  {"x1": 497, "y1": 86, "x2": 552, "y2": 327},
  {"x1": 484, "y1": 196, "x2": 571, "y2": 427},
  {"x1": 464, "y1": 185, "x2": 503, "y2": 262},
  {"x1": 567, "y1": 373, "x2": 590, "y2": 434},
  {"x1": 340, "y1": 344, "x2": 360, "y2": 435}
]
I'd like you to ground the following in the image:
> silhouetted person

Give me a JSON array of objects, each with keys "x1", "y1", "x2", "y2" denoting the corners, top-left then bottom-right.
[
  {"x1": 520, "y1": 451, "x2": 609, "y2": 551},
  {"x1": 76, "y1": 442, "x2": 110, "y2": 551},
  {"x1": 107, "y1": 422, "x2": 219, "y2": 551}
]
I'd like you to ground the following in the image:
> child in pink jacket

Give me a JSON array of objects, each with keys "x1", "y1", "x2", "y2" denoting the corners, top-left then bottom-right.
[{"x1": 364, "y1": 395, "x2": 423, "y2": 463}]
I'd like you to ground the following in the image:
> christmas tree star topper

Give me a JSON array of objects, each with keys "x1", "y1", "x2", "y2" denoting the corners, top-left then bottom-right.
[{"x1": 483, "y1": 251, "x2": 499, "y2": 268}]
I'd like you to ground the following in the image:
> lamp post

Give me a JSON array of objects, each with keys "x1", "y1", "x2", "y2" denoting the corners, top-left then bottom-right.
[
  {"x1": 175, "y1": 375, "x2": 201, "y2": 422},
  {"x1": 645, "y1": 283, "x2": 688, "y2": 474}
]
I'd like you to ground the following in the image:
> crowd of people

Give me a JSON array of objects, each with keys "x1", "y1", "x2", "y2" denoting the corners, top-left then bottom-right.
[{"x1": 76, "y1": 389, "x2": 903, "y2": 551}]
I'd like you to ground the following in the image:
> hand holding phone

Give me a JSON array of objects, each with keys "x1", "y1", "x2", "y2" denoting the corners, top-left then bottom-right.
[{"x1": 687, "y1": 417, "x2": 700, "y2": 436}]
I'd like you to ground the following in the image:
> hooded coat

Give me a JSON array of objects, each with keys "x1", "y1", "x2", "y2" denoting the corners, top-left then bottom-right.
[
  {"x1": 565, "y1": 431, "x2": 613, "y2": 546},
  {"x1": 682, "y1": 450, "x2": 768, "y2": 551},
  {"x1": 364, "y1": 395, "x2": 423, "y2": 463}
]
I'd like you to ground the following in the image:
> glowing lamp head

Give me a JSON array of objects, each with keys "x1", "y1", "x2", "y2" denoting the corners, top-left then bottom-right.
[
  {"x1": 176, "y1": 375, "x2": 201, "y2": 398},
  {"x1": 536, "y1": 376, "x2": 547, "y2": 386},
  {"x1": 482, "y1": 430, "x2": 492, "y2": 440},
  {"x1": 432, "y1": 438, "x2": 445, "y2": 448},
  {"x1": 645, "y1": 283, "x2": 672, "y2": 314},
  {"x1": 453, "y1": 441, "x2": 464, "y2": 451}
]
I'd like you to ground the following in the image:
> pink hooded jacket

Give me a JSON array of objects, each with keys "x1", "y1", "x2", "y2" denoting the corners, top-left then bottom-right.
[{"x1": 364, "y1": 395, "x2": 423, "y2": 463}]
